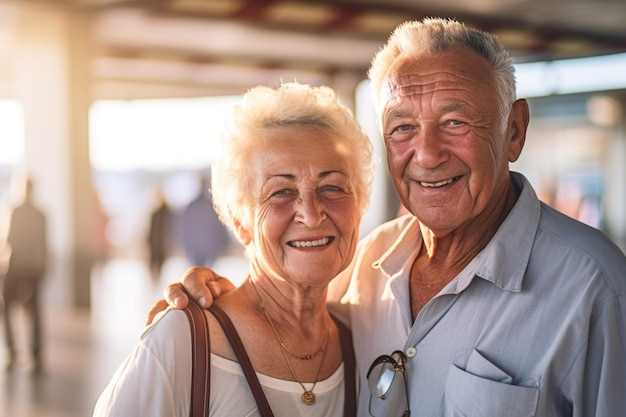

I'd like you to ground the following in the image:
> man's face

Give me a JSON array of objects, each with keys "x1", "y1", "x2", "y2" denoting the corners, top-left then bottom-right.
[{"x1": 380, "y1": 49, "x2": 519, "y2": 236}]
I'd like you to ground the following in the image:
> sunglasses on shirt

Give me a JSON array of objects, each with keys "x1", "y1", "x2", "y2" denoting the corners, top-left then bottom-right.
[{"x1": 367, "y1": 350, "x2": 410, "y2": 417}]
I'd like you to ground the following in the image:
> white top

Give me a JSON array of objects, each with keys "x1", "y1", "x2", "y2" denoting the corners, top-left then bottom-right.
[{"x1": 93, "y1": 308, "x2": 345, "y2": 417}]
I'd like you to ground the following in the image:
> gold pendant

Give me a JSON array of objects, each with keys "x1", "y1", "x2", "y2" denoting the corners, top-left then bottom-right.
[{"x1": 302, "y1": 390, "x2": 315, "y2": 405}]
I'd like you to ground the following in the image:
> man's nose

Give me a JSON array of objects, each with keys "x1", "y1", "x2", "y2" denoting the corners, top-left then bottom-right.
[{"x1": 412, "y1": 124, "x2": 448, "y2": 168}]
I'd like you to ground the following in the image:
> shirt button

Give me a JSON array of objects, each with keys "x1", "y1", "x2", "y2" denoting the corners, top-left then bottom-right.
[{"x1": 406, "y1": 347, "x2": 417, "y2": 358}]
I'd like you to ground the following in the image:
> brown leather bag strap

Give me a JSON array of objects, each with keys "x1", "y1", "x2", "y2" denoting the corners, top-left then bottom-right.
[
  {"x1": 332, "y1": 315, "x2": 357, "y2": 417},
  {"x1": 183, "y1": 300, "x2": 211, "y2": 417},
  {"x1": 209, "y1": 305, "x2": 276, "y2": 417},
  {"x1": 190, "y1": 304, "x2": 355, "y2": 417}
]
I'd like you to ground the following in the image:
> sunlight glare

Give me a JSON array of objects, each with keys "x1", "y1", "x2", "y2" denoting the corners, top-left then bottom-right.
[
  {"x1": 0, "y1": 99, "x2": 24, "y2": 165},
  {"x1": 89, "y1": 96, "x2": 240, "y2": 171}
]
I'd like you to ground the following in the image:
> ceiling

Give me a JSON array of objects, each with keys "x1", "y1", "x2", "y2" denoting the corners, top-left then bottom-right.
[{"x1": 12, "y1": 0, "x2": 626, "y2": 98}]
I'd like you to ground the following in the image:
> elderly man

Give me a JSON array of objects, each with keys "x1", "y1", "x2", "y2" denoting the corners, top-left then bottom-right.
[{"x1": 153, "y1": 18, "x2": 626, "y2": 417}]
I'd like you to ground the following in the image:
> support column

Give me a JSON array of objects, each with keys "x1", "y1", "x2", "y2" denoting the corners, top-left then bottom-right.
[
  {"x1": 605, "y1": 97, "x2": 626, "y2": 251},
  {"x1": 67, "y1": 9, "x2": 97, "y2": 310},
  {"x1": 13, "y1": 3, "x2": 100, "y2": 310},
  {"x1": 12, "y1": 2, "x2": 74, "y2": 306}
]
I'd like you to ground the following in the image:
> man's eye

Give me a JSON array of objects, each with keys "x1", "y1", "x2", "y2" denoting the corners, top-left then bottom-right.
[
  {"x1": 385, "y1": 123, "x2": 415, "y2": 143},
  {"x1": 395, "y1": 124, "x2": 412, "y2": 132}
]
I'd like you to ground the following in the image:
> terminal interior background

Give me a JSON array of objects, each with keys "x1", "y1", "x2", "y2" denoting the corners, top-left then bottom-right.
[{"x1": 0, "y1": 0, "x2": 625, "y2": 416}]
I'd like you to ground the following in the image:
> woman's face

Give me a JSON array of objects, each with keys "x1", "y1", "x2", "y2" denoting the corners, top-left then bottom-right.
[{"x1": 243, "y1": 126, "x2": 361, "y2": 287}]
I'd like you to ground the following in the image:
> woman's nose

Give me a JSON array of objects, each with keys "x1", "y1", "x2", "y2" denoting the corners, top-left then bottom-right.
[{"x1": 294, "y1": 194, "x2": 326, "y2": 227}]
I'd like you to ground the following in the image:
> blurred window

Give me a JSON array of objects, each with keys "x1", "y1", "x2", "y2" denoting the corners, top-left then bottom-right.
[
  {"x1": 89, "y1": 96, "x2": 240, "y2": 172},
  {"x1": 0, "y1": 99, "x2": 24, "y2": 200}
]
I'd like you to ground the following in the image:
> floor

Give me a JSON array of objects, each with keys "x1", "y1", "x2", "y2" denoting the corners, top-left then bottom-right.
[{"x1": 0, "y1": 255, "x2": 248, "y2": 417}]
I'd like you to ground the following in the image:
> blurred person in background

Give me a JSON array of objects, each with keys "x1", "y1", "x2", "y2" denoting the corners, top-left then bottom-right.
[
  {"x1": 147, "y1": 185, "x2": 173, "y2": 283},
  {"x1": 154, "y1": 18, "x2": 626, "y2": 417},
  {"x1": 1, "y1": 177, "x2": 47, "y2": 373},
  {"x1": 180, "y1": 174, "x2": 230, "y2": 268}
]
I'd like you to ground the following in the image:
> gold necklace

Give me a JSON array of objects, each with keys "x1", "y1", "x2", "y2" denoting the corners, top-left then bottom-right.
[
  {"x1": 283, "y1": 328, "x2": 329, "y2": 361},
  {"x1": 253, "y1": 283, "x2": 329, "y2": 405}
]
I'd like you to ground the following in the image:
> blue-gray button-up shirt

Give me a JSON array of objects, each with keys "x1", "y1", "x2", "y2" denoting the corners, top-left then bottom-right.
[{"x1": 330, "y1": 172, "x2": 626, "y2": 416}]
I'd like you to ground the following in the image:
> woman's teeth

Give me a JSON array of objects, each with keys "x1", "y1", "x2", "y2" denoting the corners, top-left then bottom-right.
[{"x1": 289, "y1": 237, "x2": 331, "y2": 248}]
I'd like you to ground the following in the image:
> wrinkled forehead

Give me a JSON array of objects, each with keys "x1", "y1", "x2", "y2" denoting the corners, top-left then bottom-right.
[
  {"x1": 381, "y1": 72, "x2": 460, "y2": 105},
  {"x1": 378, "y1": 51, "x2": 495, "y2": 106},
  {"x1": 380, "y1": 73, "x2": 482, "y2": 121}
]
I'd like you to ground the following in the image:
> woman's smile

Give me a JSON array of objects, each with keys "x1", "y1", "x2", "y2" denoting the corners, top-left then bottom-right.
[{"x1": 287, "y1": 236, "x2": 334, "y2": 248}]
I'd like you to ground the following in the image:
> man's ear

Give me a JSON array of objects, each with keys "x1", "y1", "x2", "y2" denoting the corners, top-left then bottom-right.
[
  {"x1": 507, "y1": 99, "x2": 529, "y2": 163},
  {"x1": 234, "y1": 219, "x2": 252, "y2": 246}
]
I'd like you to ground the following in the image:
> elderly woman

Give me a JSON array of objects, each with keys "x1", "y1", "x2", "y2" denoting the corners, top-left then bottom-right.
[{"x1": 93, "y1": 82, "x2": 373, "y2": 417}]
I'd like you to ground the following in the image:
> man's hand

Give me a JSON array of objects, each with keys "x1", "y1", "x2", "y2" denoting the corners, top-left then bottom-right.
[
  {"x1": 144, "y1": 266, "x2": 235, "y2": 325},
  {"x1": 145, "y1": 299, "x2": 170, "y2": 326}
]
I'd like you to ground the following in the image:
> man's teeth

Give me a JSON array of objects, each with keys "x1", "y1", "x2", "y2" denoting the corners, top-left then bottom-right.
[
  {"x1": 289, "y1": 237, "x2": 331, "y2": 248},
  {"x1": 420, "y1": 178, "x2": 454, "y2": 188}
]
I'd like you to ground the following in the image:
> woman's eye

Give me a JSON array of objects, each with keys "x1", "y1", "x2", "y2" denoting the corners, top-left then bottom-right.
[
  {"x1": 321, "y1": 185, "x2": 342, "y2": 193},
  {"x1": 271, "y1": 189, "x2": 292, "y2": 197}
]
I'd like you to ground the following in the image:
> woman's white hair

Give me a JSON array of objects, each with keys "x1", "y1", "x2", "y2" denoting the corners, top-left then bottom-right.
[
  {"x1": 368, "y1": 18, "x2": 517, "y2": 125},
  {"x1": 211, "y1": 82, "x2": 374, "y2": 241}
]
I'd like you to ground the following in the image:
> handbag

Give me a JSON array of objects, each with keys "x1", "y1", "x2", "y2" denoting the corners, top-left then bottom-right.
[{"x1": 183, "y1": 301, "x2": 356, "y2": 417}]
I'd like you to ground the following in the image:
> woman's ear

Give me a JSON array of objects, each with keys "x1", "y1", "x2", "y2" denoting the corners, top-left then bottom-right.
[
  {"x1": 234, "y1": 219, "x2": 252, "y2": 246},
  {"x1": 507, "y1": 99, "x2": 530, "y2": 163}
]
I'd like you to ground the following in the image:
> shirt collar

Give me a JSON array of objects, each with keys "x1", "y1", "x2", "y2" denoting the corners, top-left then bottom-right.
[{"x1": 376, "y1": 172, "x2": 540, "y2": 293}]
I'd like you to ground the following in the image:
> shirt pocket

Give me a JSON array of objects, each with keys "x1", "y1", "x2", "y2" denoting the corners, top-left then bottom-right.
[{"x1": 443, "y1": 350, "x2": 539, "y2": 417}]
